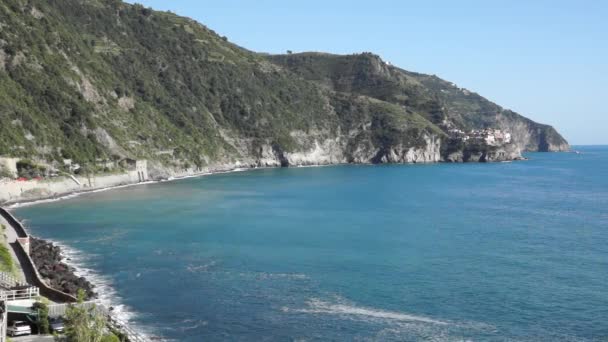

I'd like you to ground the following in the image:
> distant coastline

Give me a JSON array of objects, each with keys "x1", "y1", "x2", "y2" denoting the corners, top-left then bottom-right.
[
  {"x1": 1, "y1": 151, "x2": 535, "y2": 208},
  {"x1": 3, "y1": 165, "x2": 253, "y2": 208}
]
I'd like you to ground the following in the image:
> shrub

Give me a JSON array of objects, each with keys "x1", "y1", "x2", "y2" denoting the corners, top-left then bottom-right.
[
  {"x1": 62, "y1": 290, "x2": 121, "y2": 342},
  {"x1": 32, "y1": 300, "x2": 50, "y2": 334}
]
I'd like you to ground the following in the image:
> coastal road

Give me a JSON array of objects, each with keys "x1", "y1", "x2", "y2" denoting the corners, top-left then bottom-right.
[
  {"x1": 11, "y1": 335, "x2": 54, "y2": 342},
  {"x1": 0, "y1": 213, "x2": 26, "y2": 281},
  {"x1": 0, "y1": 214, "x2": 18, "y2": 243}
]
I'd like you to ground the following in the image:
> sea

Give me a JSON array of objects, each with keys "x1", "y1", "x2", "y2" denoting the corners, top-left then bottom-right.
[{"x1": 11, "y1": 146, "x2": 608, "y2": 341}]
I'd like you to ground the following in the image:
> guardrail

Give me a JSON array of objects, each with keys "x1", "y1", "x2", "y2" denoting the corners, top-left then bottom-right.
[
  {"x1": 11, "y1": 241, "x2": 78, "y2": 303},
  {"x1": 0, "y1": 271, "x2": 28, "y2": 289},
  {"x1": 0, "y1": 286, "x2": 39, "y2": 301},
  {"x1": 47, "y1": 301, "x2": 97, "y2": 317},
  {"x1": 0, "y1": 207, "x2": 28, "y2": 238}
]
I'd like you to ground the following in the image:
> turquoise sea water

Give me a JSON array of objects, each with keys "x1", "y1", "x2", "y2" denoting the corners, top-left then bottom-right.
[{"x1": 13, "y1": 146, "x2": 608, "y2": 341}]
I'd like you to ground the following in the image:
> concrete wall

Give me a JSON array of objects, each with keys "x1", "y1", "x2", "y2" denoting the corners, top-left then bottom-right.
[
  {"x1": 11, "y1": 241, "x2": 77, "y2": 303},
  {"x1": 0, "y1": 170, "x2": 144, "y2": 204},
  {"x1": 0, "y1": 208, "x2": 27, "y2": 239},
  {"x1": 0, "y1": 208, "x2": 77, "y2": 303}
]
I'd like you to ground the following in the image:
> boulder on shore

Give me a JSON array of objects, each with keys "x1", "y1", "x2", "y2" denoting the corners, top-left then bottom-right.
[{"x1": 30, "y1": 237, "x2": 96, "y2": 299}]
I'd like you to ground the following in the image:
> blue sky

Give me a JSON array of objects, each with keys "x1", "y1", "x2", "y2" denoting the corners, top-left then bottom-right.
[{"x1": 130, "y1": 0, "x2": 607, "y2": 145}]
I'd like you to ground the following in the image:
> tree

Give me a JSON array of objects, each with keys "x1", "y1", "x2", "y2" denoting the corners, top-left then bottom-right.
[
  {"x1": 60, "y1": 290, "x2": 119, "y2": 342},
  {"x1": 32, "y1": 299, "x2": 50, "y2": 334}
]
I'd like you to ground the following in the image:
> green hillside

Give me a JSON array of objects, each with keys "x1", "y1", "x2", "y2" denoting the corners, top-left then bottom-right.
[{"x1": 0, "y1": 0, "x2": 569, "y2": 175}]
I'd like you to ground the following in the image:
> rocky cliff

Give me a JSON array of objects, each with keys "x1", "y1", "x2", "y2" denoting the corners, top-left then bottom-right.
[{"x1": 0, "y1": 0, "x2": 568, "y2": 176}]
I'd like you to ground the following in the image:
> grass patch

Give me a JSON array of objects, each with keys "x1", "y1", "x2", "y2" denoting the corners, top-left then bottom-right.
[
  {"x1": 0, "y1": 245, "x2": 14, "y2": 273},
  {"x1": 0, "y1": 224, "x2": 15, "y2": 274}
]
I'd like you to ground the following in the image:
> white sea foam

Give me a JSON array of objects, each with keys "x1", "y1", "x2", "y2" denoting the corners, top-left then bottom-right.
[
  {"x1": 45, "y1": 239, "x2": 158, "y2": 339},
  {"x1": 186, "y1": 260, "x2": 218, "y2": 273},
  {"x1": 179, "y1": 319, "x2": 208, "y2": 331},
  {"x1": 283, "y1": 298, "x2": 449, "y2": 325},
  {"x1": 7, "y1": 193, "x2": 81, "y2": 208},
  {"x1": 233, "y1": 271, "x2": 310, "y2": 281},
  {"x1": 256, "y1": 272, "x2": 309, "y2": 280}
]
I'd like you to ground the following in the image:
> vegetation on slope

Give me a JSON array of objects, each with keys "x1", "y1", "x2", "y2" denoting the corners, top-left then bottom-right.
[
  {"x1": 0, "y1": 0, "x2": 568, "y2": 172},
  {"x1": 0, "y1": 0, "x2": 335, "y2": 167},
  {"x1": 269, "y1": 52, "x2": 569, "y2": 152},
  {"x1": 0, "y1": 224, "x2": 16, "y2": 275}
]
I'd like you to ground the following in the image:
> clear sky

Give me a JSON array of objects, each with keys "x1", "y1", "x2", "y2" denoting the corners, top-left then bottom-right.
[{"x1": 130, "y1": 0, "x2": 607, "y2": 145}]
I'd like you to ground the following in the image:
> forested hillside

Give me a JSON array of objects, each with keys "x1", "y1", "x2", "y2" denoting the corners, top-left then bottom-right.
[{"x1": 0, "y1": 0, "x2": 569, "y2": 176}]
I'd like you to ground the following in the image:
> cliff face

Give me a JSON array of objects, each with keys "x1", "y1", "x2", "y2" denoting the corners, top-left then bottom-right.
[
  {"x1": 0, "y1": 0, "x2": 568, "y2": 176},
  {"x1": 269, "y1": 53, "x2": 570, "y2": 154}
]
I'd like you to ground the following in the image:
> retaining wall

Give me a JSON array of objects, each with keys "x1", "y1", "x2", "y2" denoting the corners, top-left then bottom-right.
[
  {"x1": 1, "y1": 207, "x2": 77, "y2": 303},
  {"x1": 0, "y1": 207, "x2": 27, "y2": 238},
  {"x1": 0, "y1": 171, "x2": 143, "y2": 204},
  {"x1": 11, "y1": 242, "x2": 77, "y2": 303}
]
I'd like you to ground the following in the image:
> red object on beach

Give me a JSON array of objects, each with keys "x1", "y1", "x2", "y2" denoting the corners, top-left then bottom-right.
[{"x1": 17, "y1": 177, "x2": 28, "y2": 182}]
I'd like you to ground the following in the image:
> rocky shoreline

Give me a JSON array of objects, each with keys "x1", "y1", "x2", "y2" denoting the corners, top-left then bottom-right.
[
  {"x1": 30, "y1": 236, "x2": 97, "y2": 299},
  {"x1": 3, "y1": 150, "x2": 530, "y2": 207},
  {"x1": 28, "y1": 236, "x2": 153, "y2": 340}
]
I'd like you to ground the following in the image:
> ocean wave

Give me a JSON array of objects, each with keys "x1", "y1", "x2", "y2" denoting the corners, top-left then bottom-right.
[
  {"x1": 186, "y1": 260, "x2": 218, "y2": 273},
  {"x1": 283, "y1": 298, "x2": 449, "y2": 325},
  {"x1": 45, "y1": 239, "x2": 158, "y2": 339},
  {"x1": 249, "y1": 272, "x2": 309, "y2": 281},
  {"x1": 186, "y1": 262, "x2": 310, "y2": 282},
  {"x1": 7, "y1": 193, "x2": 81, "y2": 208},
  {"x1": 85, "y1": 229, "x2": 129, "y2": 244},
  {"x1": 178, "y1": 319, "x2": 209, "y2": 331}
]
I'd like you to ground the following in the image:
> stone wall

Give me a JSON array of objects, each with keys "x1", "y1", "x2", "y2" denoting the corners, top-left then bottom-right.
[
  {"x1": 0, "y1": 171, "x2": 144, "y2": 204},
  {"x1": 0, "y1": 207, "x2": 78, "y2": 303}
]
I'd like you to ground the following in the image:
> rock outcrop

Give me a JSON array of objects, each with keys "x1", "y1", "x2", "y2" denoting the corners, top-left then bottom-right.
[{"x1": 29, "y1": 237, "x2": 96, "y2": 299}]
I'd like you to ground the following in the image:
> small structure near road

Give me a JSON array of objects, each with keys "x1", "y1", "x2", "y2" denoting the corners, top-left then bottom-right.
[{"x1": 0, "y1": 158, "x2": 18, "y2": 179}]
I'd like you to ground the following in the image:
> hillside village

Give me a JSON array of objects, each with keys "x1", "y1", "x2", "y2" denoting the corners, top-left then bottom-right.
[{"x1": 448, "y1": 128, "x2": 512, "y2": 146}]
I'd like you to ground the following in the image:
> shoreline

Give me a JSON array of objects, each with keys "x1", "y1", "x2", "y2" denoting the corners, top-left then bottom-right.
[
  {"x1": 4, "y1": 166, "x2": 256, "y2": 209},
  {"x1": 4, "y1": 161, "x2": 352, "y2": 209},
  {"x1": 2, "y1": 163, "x2": 328, "y2": 340},
  {"x1": 32, "y1": 236, "x2": 156, "y2": 340},
  {"x1": 2, "y1": 155, "x2": 528, "y2": 209},
  {"x1": 2, "y1": 157, "x2": 539, "y2": 340},
  {"x1": 2, "y1": 164, "x2": 295, "y2": 340}
]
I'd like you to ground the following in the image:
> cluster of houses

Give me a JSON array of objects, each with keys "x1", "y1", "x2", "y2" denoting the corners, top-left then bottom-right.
[{"x1": 448, "y1": 128, "x2": 512, "y2": 146}]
